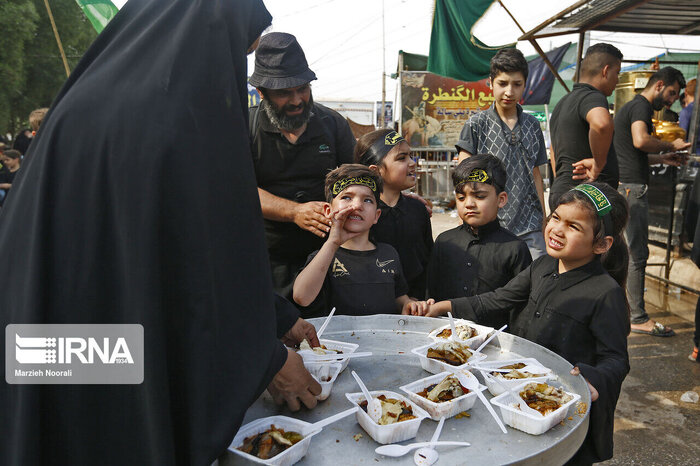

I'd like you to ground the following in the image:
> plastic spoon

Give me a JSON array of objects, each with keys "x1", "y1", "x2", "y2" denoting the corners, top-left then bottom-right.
[
  {"x1": 300, "y1": 407, "x2": 358, "y2": 435},
  {"x1": 454, "y1": 371, "x2": 508, "y2": 434},
  {"x1": 315, "y1": 307, "x2": 336, "y2": 339},
  {"x1": 474, "y1": 324, "x2": 507, "y2": 354},
  {"x1": 413, "y1": 416, "x2": 445, "y2": 465},
  {"x1": 375, "y1": 441, "x2": 471, "y2": 457},
  {"x1": 298, "y1": 351, "x2": 373, "y2": 362},
  {"x1": 447, "y1": 312, "x2": 459, "y2": 341},
  {"x1": 351, "y1": 370, "x2": 382, "y2": 423},
  {"x1": 489, "y1": 376, "x2": 542, "y2": 417}
]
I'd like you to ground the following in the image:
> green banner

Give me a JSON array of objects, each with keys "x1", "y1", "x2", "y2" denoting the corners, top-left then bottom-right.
[
  {"x1": 427, "y1": 0, "x2": 511, "y2": 82},
  {"x1": 74, "y1": 0, "x2": 120, "y2": 33}
]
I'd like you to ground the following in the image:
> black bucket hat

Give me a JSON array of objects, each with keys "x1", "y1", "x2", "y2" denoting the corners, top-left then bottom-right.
[{"x1": 249, "y1": 32, "x2": 317, "y2": 90}]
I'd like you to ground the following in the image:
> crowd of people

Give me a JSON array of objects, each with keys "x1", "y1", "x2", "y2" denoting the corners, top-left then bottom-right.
[{"x1": 0, "y1": 1, "x2": 697, "y2": 464}]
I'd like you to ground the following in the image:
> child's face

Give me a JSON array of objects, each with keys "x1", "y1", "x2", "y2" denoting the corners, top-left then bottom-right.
[
  {"x1": 455, "y1": 182, "x2": 507, "y2": 228},
  {"x1": 490, "y1": 71, "x2": 525, "y2": 112},
  {"x1": 378, "y1": 142, "x2": 416, "y2": 191},
  {"x1": 545, "y1": 202, "x2": 608, "y2": 267},
  {"x1": 329, "y1": 184, "x2": 381, "y2": 233}
]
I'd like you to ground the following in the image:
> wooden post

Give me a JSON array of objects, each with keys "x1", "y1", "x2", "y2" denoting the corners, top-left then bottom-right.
[
  {"x1": 574, "y1": 31, "x2": 585, "y2": 83},
  {"x1": 43, "y1": 0, "x2": 70, "y2": 77}
]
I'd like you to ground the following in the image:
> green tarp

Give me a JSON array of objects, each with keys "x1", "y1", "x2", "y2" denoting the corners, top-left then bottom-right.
[{"x1": 427, "y1": 0, "x2": 512, "y2": 82}]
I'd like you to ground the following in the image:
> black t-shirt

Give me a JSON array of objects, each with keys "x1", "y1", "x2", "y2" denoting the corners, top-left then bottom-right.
[
  {"x1": 0, "y1": 169, "x2": 17, "y2": 185},
  {"x1": 614, "y1": 94, "x2": 653, "y2": 184},
  {"x1": 371, "y1": 194, "x2": 433, "y2": 299},
  {"x1": 550, "y1": 83, "x2": 618, "y2": 195},
  {"x1": 301, "y1": 243, "x2": 409, "y2": 317},
  {"x1": 427, "y1": 220, "x2": 531, "y2": 328},
  {"x1": 250, "y1": 102, "x2": 355, "y2": 261}
]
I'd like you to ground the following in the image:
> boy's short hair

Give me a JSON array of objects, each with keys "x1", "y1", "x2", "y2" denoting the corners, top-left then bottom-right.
[
  {"x1": 325, "y1": 163, "x2": 383, "y2": 204},
  {"x1": 580, "y1": 43, "x2": 622, "y2": 78},
  {"x1": 28, "y1": 108, "x2": 49, "y2": 132},
  {"x1": 452, "y1": 154, "x2": 507, "y2": 194},
  {"x1": 646, "y1": 66, "x2": 686, "y2": 90},
  {"x1": 2, "y1": 149, "x2": 21, "y2": 160},
  {"x1": 490, "y1": 48, "x2": 528, "y2": 81}
]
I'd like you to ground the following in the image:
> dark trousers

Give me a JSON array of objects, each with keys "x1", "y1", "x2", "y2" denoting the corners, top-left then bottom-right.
[{"x1": 618, "y1": 183, "x2": 650, "y2": 324}]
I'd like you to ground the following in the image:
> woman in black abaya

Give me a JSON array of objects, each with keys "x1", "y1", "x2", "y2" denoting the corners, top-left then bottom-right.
[{"x1": 0, "y1": 1, "x2": 317, "y2": 464}]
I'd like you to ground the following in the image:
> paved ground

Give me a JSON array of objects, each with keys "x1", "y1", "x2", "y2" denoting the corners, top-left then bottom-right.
[{"x1": 429, "y1": 212, "x2": 700, "y2": 465}]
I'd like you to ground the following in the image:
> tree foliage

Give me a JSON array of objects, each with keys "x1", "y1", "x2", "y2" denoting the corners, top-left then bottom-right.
[{"x1": 1, "y1": 0, "x2": 97, "y2": 138}]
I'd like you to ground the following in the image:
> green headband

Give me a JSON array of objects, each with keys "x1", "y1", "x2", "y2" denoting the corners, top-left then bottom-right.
[
  {"x1": 331, "y1": 176, "x2": 377, "y2": 197},
  {"x1": 572, "y1": 184, "x2": 613, "y2": 235}
]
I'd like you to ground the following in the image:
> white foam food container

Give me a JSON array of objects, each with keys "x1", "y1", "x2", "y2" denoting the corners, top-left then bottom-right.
[
  {"x1": 297, "y1": 338, "x2": 359, "y2": 372},
  {"x1": 228, "y1": 415, "x2": 321, "y2": 466},
  {"x1": 476, "y1": 358, "x2": 555, "y2": 397},
  {"x1": 411, "y1": 341, "x2": 487, "y2": 375},
  {"x1": 304, "y1": 362, "x2": 342, "y2": 401},
  {"x1": 399, "y1": 370, "x2": 486, "y2": 420},
  {"x1": 345, "y1": 390, "x2": 429, "y2": 444},
  {"x1": 490, "y1": 382, "x2": 581, "y2": 435},
  {"x1": 427, "y1": 319, "x2": 494, "y2": 348}
]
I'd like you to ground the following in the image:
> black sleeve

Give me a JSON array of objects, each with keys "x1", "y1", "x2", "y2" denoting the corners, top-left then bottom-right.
[
  {"x1": 274, "y1": 293, "x2": 300, "y2": 339},
  {"x1": 423, "y1": 207, "x2": 434, "y2": 254},
  {"x1": 450, "y1": 265, "x2": 533, "y2": 321},
  {"x1": 455, "y1": 118, "x2": 477, "y2": 154},
  {"x1": 576, "y1": 287, "x2": 630, "y2": 460},
  {"x1": 578, "y1": 91, "x2": 608, "y2": 120},
  {"x1": 629, "y1": 99, "x2": 653, "y2": 129},
  {"x1": 335, "y1": 118, "x2": 356, "y2": 165}
]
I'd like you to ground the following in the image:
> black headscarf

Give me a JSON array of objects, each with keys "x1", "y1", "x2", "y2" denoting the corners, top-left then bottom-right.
[{"x1": 0, "y1": 1, "x2": 284, "y2": 465}]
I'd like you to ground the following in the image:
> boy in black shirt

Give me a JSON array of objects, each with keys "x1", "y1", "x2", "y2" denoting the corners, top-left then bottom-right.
[
  {"x1": 426, "y1": 154, "x2": 531, "y2": 328},
  {"x1": 293, "y1": 164, "x2": 432, "y2": 317}
]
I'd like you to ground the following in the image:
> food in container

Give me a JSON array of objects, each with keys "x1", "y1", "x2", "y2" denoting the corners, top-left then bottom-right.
[
  {"x1": 411, "y1": 341, "x2": 487, "y2": 375},
  {"x1": 490, "y1": 382, "x2": 581, "y2": 435},
  {"x1": 400, "y1": 371, "x2": 486, "y2": 420},
  {"x1": 476, "y1": 358, "x2": 554, "y2": 396},
  {"x1": 345, "y1": 390, "x2": 429, "y2": 444},
  {"x1": 519, "y1": 383, "x2": 573, "y2": 415},
  {"x1": 435, "y1": 324, "x2": 478, "y2": 341},
  {"x1": 237, "y1": 425, "x2": 303, "y2": 460},
  {"x1": 296, "y1": 338, "x2": 359, "y2": 372},
  {"x1": 428, "y1": 319, "x2": 494, "y2": 348},
  {"x1": 229, "y1": 416, "x2": 320, "y2": 466},
  {"x1": 298, "y1": 338, "x2": 343, "y2": 355},
  {"x1": 427, "y1": 341, "x2": 473, "y2": 366},
  {"x1": 304, "y1": 362, "x2": 342, "y2": 401},
  {"x1": 359, "y1": 394, "x2": 416, "y2": 425}
]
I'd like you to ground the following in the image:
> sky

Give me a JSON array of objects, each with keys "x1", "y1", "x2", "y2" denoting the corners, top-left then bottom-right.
[{"x1": 249, "y1": 0, "x2": 700, "y2": 104}]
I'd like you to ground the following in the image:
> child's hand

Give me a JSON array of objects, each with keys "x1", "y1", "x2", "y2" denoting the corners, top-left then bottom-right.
[
  {"x1": 327, "y1": 205, "x2": 363, "y2": 246},
  {"x1": 424, "y1": 300, "x2": 451, "y2": 318},
  {"x1": 570, "y1": 366, "x2": 599, "y2": 402},
  {"x1": 402, "y1": 298, "x2": 435, "y2": 316}
]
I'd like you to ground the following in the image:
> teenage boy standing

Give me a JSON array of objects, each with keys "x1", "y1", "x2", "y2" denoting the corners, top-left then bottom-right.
[{"x1": 456, "y1": 49, "x2": 547, "y2": 258}]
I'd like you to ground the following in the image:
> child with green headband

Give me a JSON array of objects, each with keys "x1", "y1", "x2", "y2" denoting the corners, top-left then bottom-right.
[
  {"x1": 293, "y1": 164, "x2": 433, "y2": 316},
  {"x1": 355, "y1": 129, "x2": 433, "y2": 299},
  {"x1": 416, "y1": 182, "x2": 631, "y2": 464}
]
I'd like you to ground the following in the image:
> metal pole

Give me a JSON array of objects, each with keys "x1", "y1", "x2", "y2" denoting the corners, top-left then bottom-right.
[
  {"x1": 380, "y1": 0, "x2": 386, "y2": 128},
  {"x1": 689, "y1": 60, "x2": 700, "y2": 155},
  {"x1": 43, "y1": 0, "x2": 71, "y2": 78},
  {"x1": 664, "y1": 169, "x2": 677, "y2": 280},
  {"x1": 574, "y1": 31, "x2": 585, "y2": 83},
  {"x1": 496, "y1": 1, "x2": 570, "y2": 93}
]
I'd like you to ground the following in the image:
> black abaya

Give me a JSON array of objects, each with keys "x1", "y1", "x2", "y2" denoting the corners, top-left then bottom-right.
[{"x1": 0, "y1": 1, "x2": 285, "y2": 465}]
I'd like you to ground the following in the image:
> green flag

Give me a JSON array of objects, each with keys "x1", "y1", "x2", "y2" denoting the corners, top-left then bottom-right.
[
  {"x1": 427, "y1": 0, "x2": 511, "y2": 82},
  {"x1": 74, "y1": 0, "x2": 121, "y2": 33}
]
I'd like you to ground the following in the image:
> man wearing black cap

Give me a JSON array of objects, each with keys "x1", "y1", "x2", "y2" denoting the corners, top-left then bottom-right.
[{"x1": 249, "y1": 32, "x2": 355, "y2": 306}]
